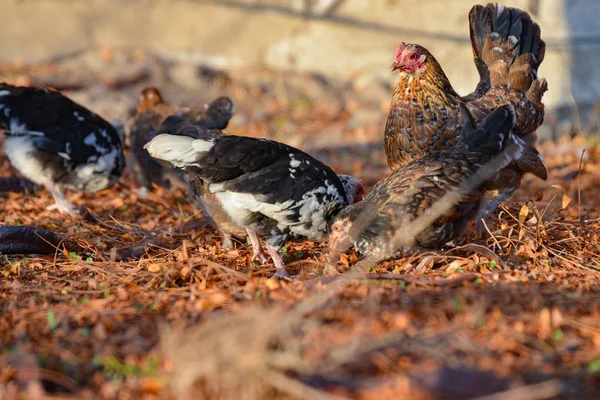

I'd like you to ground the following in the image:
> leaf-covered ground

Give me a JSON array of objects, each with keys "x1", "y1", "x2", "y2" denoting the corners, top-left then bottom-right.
[{"x1": 1, "y1": 56, "x2": 600, "y2": 399}]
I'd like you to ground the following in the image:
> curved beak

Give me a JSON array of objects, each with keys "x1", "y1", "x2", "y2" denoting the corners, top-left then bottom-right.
[{"x1": 391, "y1": 61, "x2": 402, "y2": 72}]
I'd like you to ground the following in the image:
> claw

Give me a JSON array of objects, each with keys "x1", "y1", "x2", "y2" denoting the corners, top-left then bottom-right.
[
  {"x1": 478, "y1": 188, "x2": 516, "y2": 234},
  {"x1": 269, "y1": 269, "x2": 297, "y2": 280},
  {"x1": 246, "y1": 228, "x2": 268, "y2": 263},
  {"x1": 251, "y1": 248, "x2": 268, "y2": 264},
  {"x1": 221, "y1": 234, "x2": 234, "y2": 250},
  {"x1": 46, "y1": 201, "x2": 80, "y2": 216},
  {"x1": 267, "y1": 245, "x2": 295, "y2": 279},
  {"x1": 41, "y1": 178, "x2": 79, "y2": 215}
]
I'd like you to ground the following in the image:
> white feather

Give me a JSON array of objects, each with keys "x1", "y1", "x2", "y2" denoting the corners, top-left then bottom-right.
[
  {"x1": 3, "y1": 136, "x2": 49, "y2": 185},
  {"x1": 213, "y1": 189, "x2": 295, "y2": 225},
  {"x1": 144, "y1": 134, "x2": 214, "y2": 169},
  {"x1": 7, "y1": 118, "x2": 45, "y2": 136}
]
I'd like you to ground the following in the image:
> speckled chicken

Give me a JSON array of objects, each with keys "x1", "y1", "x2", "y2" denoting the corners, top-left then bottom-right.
[
  {"x1": 330, "y1": 105, "x2": 522, "y2": 261},
  {"x1": 384, "y1": 3, "x2": 547, "y2": 218},
  {"x1": 128, "y1": 87, "x2": 235, "y2": 191},
  {"x1": 145, "y1": 119, "x2": 364, "y2": 277},
  {"x1": 157, "y1": 116, "x2": 247, "y2": 249},
  {"x1": 0, "y1": 83, "x2": 125, "y2": 214}
]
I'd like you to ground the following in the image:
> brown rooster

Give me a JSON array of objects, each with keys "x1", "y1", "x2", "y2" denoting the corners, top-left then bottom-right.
[
  {"x1": 384, "y1": 3, "x2": 548, "y2": 222},
  {"x1": 331, "y1": 105, "x2": 521, "y2": 261}
]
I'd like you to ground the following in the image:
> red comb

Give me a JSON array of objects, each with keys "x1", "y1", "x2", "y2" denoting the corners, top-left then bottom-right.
[{"x1": 394, "y1": 42, "x2": 406, "y2": 61}]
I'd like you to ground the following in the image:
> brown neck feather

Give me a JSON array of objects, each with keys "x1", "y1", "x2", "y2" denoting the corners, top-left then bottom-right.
[{"x1": 394, "y1": 54, "x2": 461, "y2": 107}]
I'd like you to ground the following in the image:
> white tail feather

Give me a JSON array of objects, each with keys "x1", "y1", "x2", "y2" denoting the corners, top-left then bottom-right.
[{"x1": 144, "y1": 134, "x2": 214, "y2": 169}]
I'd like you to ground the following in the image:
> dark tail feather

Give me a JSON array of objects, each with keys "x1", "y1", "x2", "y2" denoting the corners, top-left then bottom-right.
[
  {"x1": 469, "y1": 3, "x2": 545, "y2": 89},
  {"x1": 159, "y1": 115, "x2": 222, "y2": 141},
  {"x1": 159, "y1": 115, "x2": 193, "y2": 136},
  {"x1": 514, "y1": 134, "x2": 548, "y2": 180},
  {"x1": 197, "y1": 96, "x2": 235, "y2": 130},
  {"x1": 469, "y1": 5, "x2": 493, "y2": 90},
  {"x1": 463, "y1": 104, "x2": 515, "y2": 156},
  {"x1": 459, "y1": 103, "x2": 477, "y2": 136}
]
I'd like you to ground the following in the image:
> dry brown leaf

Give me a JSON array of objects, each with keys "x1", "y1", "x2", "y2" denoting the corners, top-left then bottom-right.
[
  {"x1": 551, "y1": 184, "x2": 573, "y2": 209},
  {"x1": 538, "y1": 308, "x2": 551, "y2": 340},
  {"x1": 116, "y1": 286, "x2": 128, "y2": 301},
  {"x1": 518, "y1": 205, "x2": 529, "y2": 224},
  {"x1": 148, "y1": 263, "x2": 162, "y2": 273}
]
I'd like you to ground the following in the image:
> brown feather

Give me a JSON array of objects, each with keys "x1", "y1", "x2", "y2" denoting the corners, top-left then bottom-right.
[{"x1": 384, "y1": 3, "x2": 548, "y2": 211}]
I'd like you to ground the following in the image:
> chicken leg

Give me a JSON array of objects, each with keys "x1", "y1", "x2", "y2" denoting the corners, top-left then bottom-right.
[
  {"x1": 41, "y1": 178, "x2": 79, "y2": 215},
  {"x1": 246, "y1": 228, "x2": 268, "y2": 263},
  {"x1": 266, "y1": 245, "x2": 293, "y2": 279},
  {"x1": 476, "y1": 188, "x2": 517, "y2": 233}
]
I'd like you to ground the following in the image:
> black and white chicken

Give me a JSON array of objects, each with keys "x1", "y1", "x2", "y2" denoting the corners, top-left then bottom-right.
[
  {"x1": 329, "y1": 105, "x2": 523, "y2": 261},
  {"x1": 157, "y1": 115, "x2": 247, "y2": 250},
  {"x1": 0, "y1": 83, "x2": 125, "y2": 214},
  {"x1": 128, "y1": 87, "x2": 235, "y2": 192},
  {"x1": 145, "y1": 119, "x2": 364, "y2": 277}
]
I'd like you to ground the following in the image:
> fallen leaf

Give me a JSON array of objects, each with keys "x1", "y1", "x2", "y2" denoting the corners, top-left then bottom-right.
[
  {"x1": 518, "y1": 205, "x2": 529, "y2": 224},
  {"x1": 148, "y1": 263, "x2": 162, "y2": 273}
]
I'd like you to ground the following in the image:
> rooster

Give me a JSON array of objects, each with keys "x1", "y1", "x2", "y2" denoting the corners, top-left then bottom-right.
[
  {"x1": 331, "y1": 105, "x2": 522, "y2": 261},
  {"x1": 145, "y1": 120, "x2": 364, "y2": 277},
  {"x1": 384, "y1": 3, "x2": 547, "y2": 221},
  {"x1": 128, "y1": 87, "x2": 235, "y2": 191},
  {"x1": 0, "y1": 83, "x2": 125, "y2": 214}
]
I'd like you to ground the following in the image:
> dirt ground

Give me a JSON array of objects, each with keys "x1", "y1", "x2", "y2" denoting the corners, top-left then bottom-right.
[{"x1": 1, "y1": 54, "x2": 600, "y2": 400}]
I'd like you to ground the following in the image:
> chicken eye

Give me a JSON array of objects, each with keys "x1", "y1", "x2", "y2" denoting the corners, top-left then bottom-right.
[{"x1": 409, "y1": 53, "x2": 418, "y2": 60}]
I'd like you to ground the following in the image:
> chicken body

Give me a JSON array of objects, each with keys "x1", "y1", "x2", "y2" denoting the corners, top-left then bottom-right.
[
  {"x1": 0, "y1": 83, "x2": 125, "y2": 214},
  {"x1": 129, "y1": 88, "x2": 243, "y2": 247},
  {"x1": 129, "y1": 87, "x2": 235, "y2": 191},
  {"x1": 384, "y1": 3, "x2": 548, "y2": 218},
  {"x1": 331, "y1": 105, "x2": 522, "y2": 261},
  {"x1": 158, "y1": 116, "x2": 249, "y2": 249},
  {"x1": 145, "y1": 120, "x2": 364, "y2": 277}
]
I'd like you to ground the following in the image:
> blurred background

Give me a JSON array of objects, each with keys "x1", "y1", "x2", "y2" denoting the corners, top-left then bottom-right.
[{"x1": 1, "y1": 0, "x2": 599, "y2": 140}]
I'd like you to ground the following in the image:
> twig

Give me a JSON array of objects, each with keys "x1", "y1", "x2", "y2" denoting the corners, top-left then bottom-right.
[
  {"x1": 198, "y1": 258, "x2": 249, "y2": 281},
  {"x1": 481, "y1": 217, "x2": 504, "y2": 254},
  {"x1": 18, "y1": 368, "x2": 78, "y2": 393},
  {"x1": 80, "y1": 206, "x2": 138, "y2": 234},
  {"x1": 114, "y1": 236, "x2": 163, "y2": 261},
  {"x1": 447, "y1": 244, "x2": 508, "y2": 269},
  {"x1": 168, "y1": 217, "x2": 211, "y2": 235},
  {"x1": 577, "y1": 149, "x2": 585, "y2": 224},
  {"x1": 285, "y1": 258, "x2": 326, "y2": 268}
]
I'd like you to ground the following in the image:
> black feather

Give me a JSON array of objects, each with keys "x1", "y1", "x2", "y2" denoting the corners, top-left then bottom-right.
[
  {"x1": 462, "y1": 105, "x2": 515, "y2": 156},
  {"x1": 0, "y1": 83, "x2": 125, "y2": 193},
  {"x1": 0, "y1": 83, "x2": 123, "y2": 168},
  {"x1": 152, "y1": 121, "x2": 354, "y2": 251}
]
